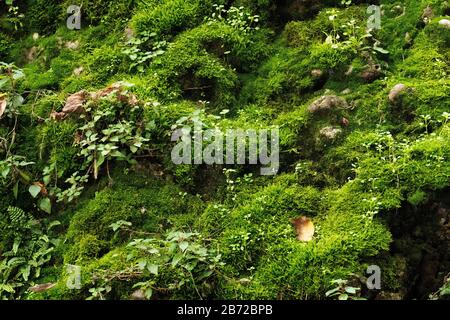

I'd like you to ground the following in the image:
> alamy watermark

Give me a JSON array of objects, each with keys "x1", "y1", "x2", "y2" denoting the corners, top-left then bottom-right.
[
  {"x1": 66, "y1": 264, "x2": 81, "y2": 290},
  {"x1": 170, "y1": 114, "x2": 279, "y2": 176},
  {"x1": 67, "y1": 5, "x2": 81, "y2": 30},
  {"x1": 367, "y1": 5, "x2": 381, "y2": 30},
  {"x1": 366, "y1": 265, "x2": 381, "y2": 290}
]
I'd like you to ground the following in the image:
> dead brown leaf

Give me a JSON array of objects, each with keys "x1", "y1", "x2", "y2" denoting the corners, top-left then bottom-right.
[
  {"x1": 50, "y1": 111, "x2": 67, "y2": 121},
  {"x1": 0, "y1": 96, "x2": 7, "y2": 118},
  {"x1": 128, "y1": 94, "x2": 139, "y2": 106},
  {"x1": 292, "y1": 216, "x2": 315, "y2": 242},
  {"x1": 62, "y1": 90, "x2": 88, "y2": 114},
  {"x1": 29, "y1": 283, "x2": 56, "y2": 293}
]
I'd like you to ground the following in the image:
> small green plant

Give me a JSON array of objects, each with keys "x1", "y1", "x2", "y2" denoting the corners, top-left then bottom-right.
[
  {"x1": 206, "y1": 4, "x2": 260, "y2": 33},
  {"x1": 429, "y1": 273, "x2": 450, "y2": 300},
  {"x1": 87, "y1": 285, "x2": 112, "y2": 300},
  {"x1": 0, "y1": 62, "x2": 25, "y2": 119},
  {"x1": 55, "y1": 172, "x2": 89, "y2": 203},
  {"x1": 122, "y1": 31, "x2": 167, "y2": 73},
  {"x1": 0, "y1": 207, "x2": 60, "y2": 299},
  {"x1": 325, "y1": 278, "x2": 365, "y2": 300},
  {"x1": 324, "y1": 9, "x2": 388, "y2": 56},
  {"x1": 88, "y1": 226, "x2": 224, "y2": 300},
  {"x1": 3, "y1": 1, "x2": 25, "y2": 31}
]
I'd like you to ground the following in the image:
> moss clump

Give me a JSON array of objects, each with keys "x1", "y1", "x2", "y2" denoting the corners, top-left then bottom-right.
[
  {"x1": 26, "y1": 0, "x2": 61, "y2": 35},
  {"x1": 131, "y1": 0, "x2": 215, "y2": 37},
  {"x1": 66, "y1": 172, "x2": 204, "y2": 246},
  {"x1": 64, "y1": 234, "x2": 109, "y2": 264}
]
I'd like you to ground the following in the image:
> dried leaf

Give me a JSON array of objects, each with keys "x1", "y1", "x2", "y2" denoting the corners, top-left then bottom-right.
[
  {"x1": 292, "y1": 216, "x2": 315, "y2": 242},
  {"x1": 62, "y1": 90, "x2": 88, "y2": 114},
  {"x1": 0, "y1": 96, "x2": 7, "y2": 118},
  {"x1": 29, "y1": 283, "x2": 56, "y2": 293},
  {"x1": 50, "y1": 111, "x2": 67, "y2": 121}
]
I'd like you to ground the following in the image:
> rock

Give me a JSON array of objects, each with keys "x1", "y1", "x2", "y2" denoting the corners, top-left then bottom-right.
[
  {"x1": 319, "y1": 126, "x2": 342, "y2": 140},
  {"x1": 439, "y1": 19, "x2": 450, "y2": 29},
  {"x1": 130, "y1": 289, "x2": 146, "y2": 300},
  {"x1": 308, "y1": 95, "x2": 348, "y2": 113},
  {"x1": 50, "y1": 111, "x2": 67, "y2": 121},
  {"x1": 124, "y1": 26, "x2": 135, "y2": 41},
  {"x1": 29, "y1": 283, "x2": 56, "y2": 293},
  {"x1": 25, "y1": 46, "x2": 38, "y2": 62},
  {"x1": 388, "y1": 84, "x2": 407, "y2": 104},
  {"x1": 422, "y1": 6, "x2": 434, "y2": 23},
  {"x1": 73, "y1": 66, "x2": 84, "y2": 76},
  {"x1": 360, "y1": 64, "x2": 382, "y2": 82},
  {"x1": 341, "y1": 88, "x2": 352, "y2": 95},
  {"x1": 62, "y1": 90, "x2": 89, "y2": 114},
  {"x1": 66, "y1": 40, "x2": 80, "y2": 50},
  {"x1": 376, "y1": 292, "x2": 405, "y2": 300},
  {"x1": 311, "y1": 69, "x2": 323, "y2": 78}
]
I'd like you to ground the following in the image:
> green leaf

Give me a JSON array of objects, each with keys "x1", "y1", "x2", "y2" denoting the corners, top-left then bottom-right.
[
  {"x1": 20, "y1": 265, "x2": 31, "y2": 282},
  {"x1": 146, "y1": 264, "x2": 158, "y2": 276},
  {"x1": 29, "y1": 184, "x2": 41, "y2": 198},
  {"x1": 145, "y1": 288, "x2": 153, "y2": 299},
  {"x1": 2, "y1": 167, "x2": 10, "y2": 179},
  {"x1": 13, "y1": 181, "x2": 19, "y2": 199},
  {"x1": 39, "y1": 198, "x2": 52, "y2": 214},
  {"x1": 325, "y1": 287, "x2": 340, "y2": 297},
  {"x1": 373, "y1": 46, "x2": 389, "y2": 54},
  {"x1": 11, "y1": 94, "x2": 24, "y2": 107},
  {"x1": 179, "y1": 241, "x2": 189, "y2": 252},
  {"x1": 338, "y1": 293, "x2": 349, "y2": 300},
  {"x1": 0, "y1": 77, "x2": 9, "y2": 90},
  {"x1": 137, "y1": 259, "x2": 147, "y2": 270},
  {"x1": 0, "y1": 284, "x2": 15, "y2": 294},
  {"x1": 43, "y1": 175, "x2": 51, "y2": 185},
  {"x1": 48, "y1": 220, "x2": 61, "y2": 230},
  {"x1": 345, "y1": 286, "x2": 358, "y2": 294},
  {"x1": 171, "y1": 253, "x2": 183, "y2": 267},
  {"x1": 130, "y1": 145, "x2": 138, "y2": 153}
]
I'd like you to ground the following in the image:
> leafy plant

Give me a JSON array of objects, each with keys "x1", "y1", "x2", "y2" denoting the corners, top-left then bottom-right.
[
  {"x1": 206, "y1": 4, "x2": 260, "y2": 33},
  {"x1": 122, "y1": 31, "x2": 167, "y2": 72},
  {"x1": 325, "y1": 278, "x2": 365, "y2": 300},
  {"x1": 0, "y1": 62, "x2": 25, "y2": 119},
  {"x1": 77, "y1": 96, "x2": 148, "y2": 180},
  {"x1": 324, "y1": 9, "x2": 388, "y2": 57},
  {"x1": 88, "y1": 226, "x2": 224, "y2": 300},
  {"x1": 0, "y1": 207, "x2": 60, "y2": 299}
]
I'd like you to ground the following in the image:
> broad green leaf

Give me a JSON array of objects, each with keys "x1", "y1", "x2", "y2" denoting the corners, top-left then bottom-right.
[
  {"x1": 29, "y1": 184, "x2": 41, "y2": 198},
  {"x1": 39, "y1": 198, "x2": 52, "y2": 214},
  {"x1": 147, "y1": 264, "x2": 158, "y2": 276},
  {"x1": 345, "y1": 286, "x2": 358, "y2": 294},
  {"x1": 338, "y1": 293, "x2": 349, "y2": 300},
  {"x1": 145, "y1": 288, "x2": 153, "y2": 299},
  {"x1": 325, "y1": 287, "x2": 340, "y2": 297},
  {"x1": 13, "y1": 181, "x2": 19, "y2": 199},
  {"x1": 171, "y1": 253, "x2": 183, "y2": 267},
  {"x1": 179, "y1": 241, "x2": 189, "y2": 252}
]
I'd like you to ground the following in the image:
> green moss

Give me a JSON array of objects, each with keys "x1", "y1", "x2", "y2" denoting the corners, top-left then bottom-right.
[
  {"x1": 26, "y1": 0, "x2": 61, "y2": 35},
  {"x1": 214, "y1": 178, "x2": 392, "y2": 299},
  {"x1": 66, "y1": 172, "x2": 204, "y2": 244},
  {"x1": 64, "y1": 234, "x2": 109, "y2": 264},
  {"x1": 37, "y1": 119, "x2": 79, "y2": 178},
  {"x1": 131, "y1": 0, "x2": 216, "y2": 37},
  {"x1": 0, "y1": 32, "x2": 12, "y2": 61}
]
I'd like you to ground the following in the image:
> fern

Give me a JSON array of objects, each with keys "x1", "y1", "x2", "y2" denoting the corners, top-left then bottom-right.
[{"x1": 7, "y1": 206, "x2": 32, "y2": 226}]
